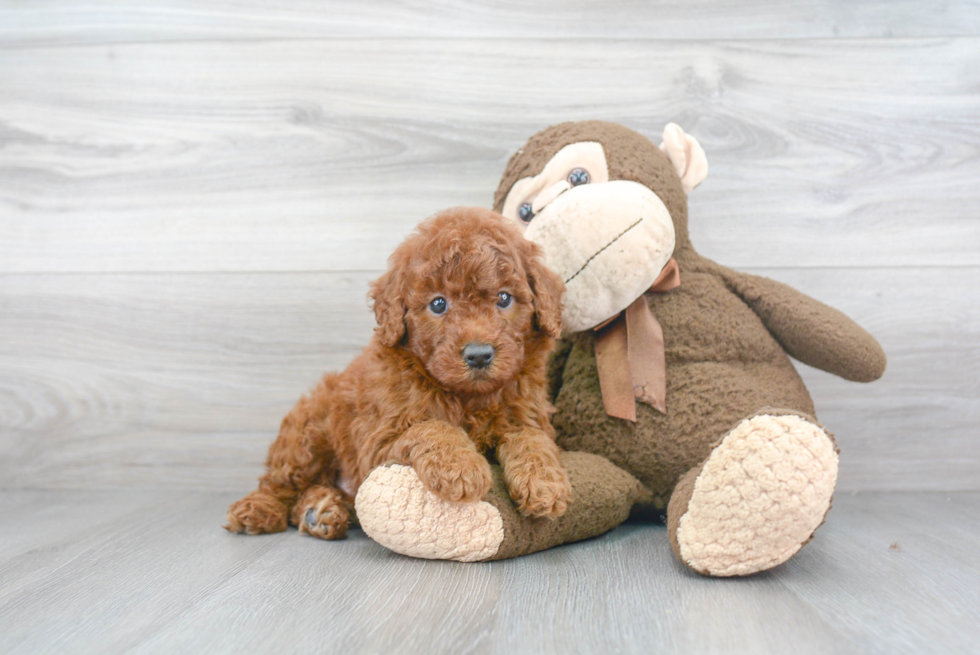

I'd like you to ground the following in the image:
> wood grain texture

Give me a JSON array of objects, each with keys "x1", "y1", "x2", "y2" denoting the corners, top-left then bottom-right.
[
  {"x1": 1, "y1": 38, "x2": 978, "y2": 272},
  {"x1": 777, "y1": 491, "x2": 980, "y2": 655},
  {"x1": 1, "y1": 267, "x2": 975, "y2": 491},
  {"x1": 0, "y1": 490, "x2": 976, "y2": 654},
  {"x1": 1, "y1": 6, "x2": 977, "y2": 494},
  {"x1": 1, "y1": 0, "x2": 979, "y2": 46}
]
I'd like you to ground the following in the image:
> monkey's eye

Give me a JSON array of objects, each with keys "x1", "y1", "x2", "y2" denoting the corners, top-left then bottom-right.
[
  {"x1": 429, "y1": 297, "x2": 447, "y2": 314},
  {"x1": 496, "y1": 292, "x2": 513, "y2": 309},
  {"x1": 567, "y1": 168, "x2": 590, "y2": 186},
  {"x1": 518, "y1": 203, "x2": 534, "y2": 223}
]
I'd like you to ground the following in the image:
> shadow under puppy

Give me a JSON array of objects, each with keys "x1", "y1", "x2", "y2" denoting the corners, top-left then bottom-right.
[{"x1": 226, "y1": 206, "x2": 571, "y2": 540}]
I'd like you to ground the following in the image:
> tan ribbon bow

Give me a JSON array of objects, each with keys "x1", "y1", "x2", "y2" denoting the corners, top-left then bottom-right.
[{"x1": 593, "y1": 258, "x2": 680, "y2": 422}]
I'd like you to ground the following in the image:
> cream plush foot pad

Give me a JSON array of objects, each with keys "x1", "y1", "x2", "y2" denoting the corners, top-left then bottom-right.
[
  {"x1": 355, "y1": 464, "x2": 504, "y2": 562},
  {"x1": 676, "y1": 414, "x2": 839, "y2": 576}
]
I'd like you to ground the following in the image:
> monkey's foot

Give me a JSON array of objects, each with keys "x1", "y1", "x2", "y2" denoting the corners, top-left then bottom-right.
[{"x1": 668, "y1": 412, "x2": 838, "y2": 577}]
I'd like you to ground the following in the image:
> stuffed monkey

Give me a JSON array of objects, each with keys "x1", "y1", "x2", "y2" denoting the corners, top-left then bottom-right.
[{"x1": 354, "y1": 121, "x2": 886, "y2": 576}]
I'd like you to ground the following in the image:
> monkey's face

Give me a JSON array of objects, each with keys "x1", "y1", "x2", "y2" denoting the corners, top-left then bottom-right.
[{"x1": 500, "y1": 141, "x2": 676, "y2": 332}]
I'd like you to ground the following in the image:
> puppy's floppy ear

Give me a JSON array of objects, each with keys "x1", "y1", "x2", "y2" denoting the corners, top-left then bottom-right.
[
  {"x1": 522, "y1": 240, "x2": 565, "y2": 338},
  {"x1": 369, "y1": 267, "x2": 407, "y2": 347}
]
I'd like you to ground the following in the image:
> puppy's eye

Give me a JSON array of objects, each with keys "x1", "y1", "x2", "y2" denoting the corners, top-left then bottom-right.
[
  {"x1": 567, "y1": 168, "x2": 590, "y2": 186},
  {"x1": 518, "y1": 203, "x2": 534, "y2": 223},
  {"x1": 429, "y1": 297, "x2": 447, "y2": 314},
  {"x1": 496, "y1": 292, "x2": 513, "y2": 309}
]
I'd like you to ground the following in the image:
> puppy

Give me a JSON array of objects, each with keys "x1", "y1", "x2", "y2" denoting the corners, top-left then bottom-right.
[{"x1": 226, "y1": 207, "x2": 571, "y2": 540}]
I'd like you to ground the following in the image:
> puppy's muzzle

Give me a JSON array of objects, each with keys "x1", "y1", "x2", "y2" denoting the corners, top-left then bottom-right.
[{"x1": 462, "y1": 343, "x2": 495, "y2": 370}]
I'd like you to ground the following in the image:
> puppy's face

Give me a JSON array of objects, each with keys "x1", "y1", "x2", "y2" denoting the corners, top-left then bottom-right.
[
  {"x1": 370, "y1": 208, "x2": 564, "y2": 395},
  {"x1": 403, "y1": 253, "x2": 534, "y2": 395}
]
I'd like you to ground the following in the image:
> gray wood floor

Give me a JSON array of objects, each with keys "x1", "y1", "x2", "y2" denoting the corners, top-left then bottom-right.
[
  {"x1": 2, "y1": 1, "x2": 979, "y2": 653},
  {"x1": 0, "y1": 491, "x2": 977, "y2": 655}
]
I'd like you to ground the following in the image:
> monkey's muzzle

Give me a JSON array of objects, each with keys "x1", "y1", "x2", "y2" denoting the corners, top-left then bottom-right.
[{"x1": 523, "y1": 180, "x2": 676, "y2": 333}]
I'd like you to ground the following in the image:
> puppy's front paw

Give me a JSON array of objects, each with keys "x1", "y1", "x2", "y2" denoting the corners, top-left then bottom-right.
[
  {"x1": 508, "y1": 461, "x2": 572, "y2": 519},
  {"x1": 413, "y1": 447, "x2": 493, "y2": 504}
]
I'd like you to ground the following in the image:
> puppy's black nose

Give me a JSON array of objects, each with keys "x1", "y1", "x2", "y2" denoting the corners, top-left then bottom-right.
[{"x1": 462, "y1": 343, "x2": 495, "y2": 370}]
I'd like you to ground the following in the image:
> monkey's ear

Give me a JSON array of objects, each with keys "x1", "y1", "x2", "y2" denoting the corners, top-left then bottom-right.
[
  {"x1": 523, "y1": 241, "x2": 565, "y2": 338},
  {"x1": 659, "y1": 123, "x2": 708, "y2": 194},
  {"x1": 369, "y1": 268, "x2": 407, "y2": 347}
]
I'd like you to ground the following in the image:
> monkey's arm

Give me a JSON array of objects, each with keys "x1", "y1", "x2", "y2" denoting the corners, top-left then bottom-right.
[{"x1": 722, "y1": 268, "x2": 886, "y2": 382}]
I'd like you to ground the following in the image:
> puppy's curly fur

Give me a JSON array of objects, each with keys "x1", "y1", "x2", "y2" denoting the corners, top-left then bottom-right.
[{"x1": 226, "y1": 207, "x2": 570, "y2": 540}]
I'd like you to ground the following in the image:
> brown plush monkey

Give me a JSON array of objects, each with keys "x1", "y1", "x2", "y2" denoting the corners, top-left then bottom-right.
[{"x1": 355, "y1": 121, "x2": 886, "y2": 576}]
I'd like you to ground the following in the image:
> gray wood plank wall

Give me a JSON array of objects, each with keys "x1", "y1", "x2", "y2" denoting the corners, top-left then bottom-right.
[{"x1": 1, "y1": 2, "x2": 978, "y2": 492}]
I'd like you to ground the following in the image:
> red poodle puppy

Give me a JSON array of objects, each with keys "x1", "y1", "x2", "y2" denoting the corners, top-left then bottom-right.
[{"x1": 226, "y1": 207, "x2": 570, "y2": 540}]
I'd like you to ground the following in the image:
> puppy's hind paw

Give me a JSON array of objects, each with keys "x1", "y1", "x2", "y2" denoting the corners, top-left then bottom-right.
[
  {"x1": 225, "y1": 491, "x2": 289, "y2": 535},
  {"x1": 292, "y1": 486, "x2": 350, "y2": 540}
]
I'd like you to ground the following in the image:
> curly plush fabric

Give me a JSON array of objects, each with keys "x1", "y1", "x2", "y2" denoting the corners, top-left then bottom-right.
[
  {"x1": 357, "y1": 464, "x2": 505, "y2": 562},
  {"x1": 668, "y1": 413, "x2": 839, "y2": 576}
]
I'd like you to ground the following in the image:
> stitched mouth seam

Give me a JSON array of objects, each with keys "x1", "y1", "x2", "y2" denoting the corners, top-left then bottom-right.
[{"x1": 563, "y1": 218, "x2": 643, "y2": 285}]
